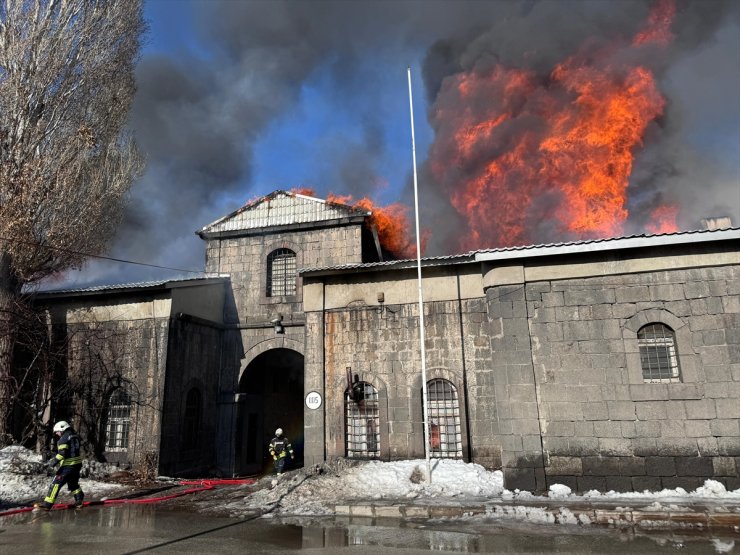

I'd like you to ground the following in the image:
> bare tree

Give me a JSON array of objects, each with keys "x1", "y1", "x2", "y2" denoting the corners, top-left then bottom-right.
[{"x1": 0, "y1": 0, "x2": 145, "y2": 442}]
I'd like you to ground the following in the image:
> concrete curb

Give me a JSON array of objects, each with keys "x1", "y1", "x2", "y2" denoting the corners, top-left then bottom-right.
[{"x1": 333, "y1": 501, "x2": 740, "y2": 530}]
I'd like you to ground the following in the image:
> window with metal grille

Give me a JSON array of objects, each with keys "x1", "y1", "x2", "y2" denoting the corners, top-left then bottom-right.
[
  {"x1": 426, "y1": 379, "x2": 463, "y2": 458},
  {"x1": 267, "y1": 249, "x2": 297, "y2": 297},
  {"x1": 345, "y1": 382, "x2": 380, "y2": 458},
  {"x1": 183, "y1": 388, "x2": 201, "y2": 450},
  {"x1": 105, "y1": 389, "x2": 130, "y2": 452},
  {"x1": 638, "y1": 323, "x2": 681, "y2": 383}
]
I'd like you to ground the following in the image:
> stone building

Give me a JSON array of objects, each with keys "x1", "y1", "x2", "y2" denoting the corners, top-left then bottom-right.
[{"x1": 32, "y1": 190, "x2": 740, "y2": 491}]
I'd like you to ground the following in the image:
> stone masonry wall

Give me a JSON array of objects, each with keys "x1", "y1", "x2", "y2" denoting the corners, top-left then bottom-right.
[
  {"x1": 64, "y1": 316, "x2": 169, "y2": 472},
  {"x1": 159, "y1": 317, "x2": 223, "y2": 477},
  {"x1": 320, "y1": 300, "x2": 481, "y2": 462},
  {"x1": 205, "y1": 226, "x2": 364, "y2": 327},
  {"x1": 491, "y1": 263, "x2": 740, "y2": 492}
]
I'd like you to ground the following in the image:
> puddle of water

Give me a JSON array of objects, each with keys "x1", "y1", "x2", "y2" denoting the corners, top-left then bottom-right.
[{"x1": 1, "y1": 504, "x2": 737, "y2": 554}]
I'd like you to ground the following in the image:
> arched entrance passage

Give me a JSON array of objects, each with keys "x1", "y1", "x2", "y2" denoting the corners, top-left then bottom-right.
[{"x1": 236, "y1": 347, "x2": 304, "y2": 475}]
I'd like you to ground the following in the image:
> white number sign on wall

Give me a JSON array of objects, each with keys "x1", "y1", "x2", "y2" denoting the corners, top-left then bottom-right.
[{"x1": 305, "y1": 391, "x2": 322, "y2": 410}]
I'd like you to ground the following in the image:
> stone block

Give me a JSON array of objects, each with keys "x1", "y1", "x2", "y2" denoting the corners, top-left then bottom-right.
[
  {"x1": 635, "y1": 402, "x2": 667, "y2": 420},
  {"x1": 668, "y1": 384, "x2": 703, "y2": 400},
  {"x1": 564, "y1": 289, "x2": 616, "y2": 306},
  {"x1": 711, "y1": 419, "x2": 740, "y2": 437},
  {"x1": 684, "y1": 420, "x2": 711, "y2": 438},
  {"x1": 547, "y1": 402, "x2": 584, "y2": 421},
  {"x1": 567, "y1": 437, "x2": 599, "y2": 457},
  {"x1": 605, "y1": 476, "x2": 634, "y2": 493},
  {"x1": 582, "y1": 402, "x2": 608, "y2": 420},
  {"x1": 634, "y1": 421, "x2": 661, "y2": 438},
  {"x1": 599, "y1": 438, "x2": 633, "y2": 456},
  {"x1": 645, "y1": 456, "x2": 676, "y2": 476},
  {"x1": 660, "y1": 420, "x2": 686, "y2": 438},
  {"x1": 665, "y1": 401, "x2": 687, "y2": 420},
  {"x1": 620, "y1": 421, "x2": 637, "y2": 438},
  {"x1": 685, "y1": 399, "x2": 717, "y2": 420},
  {"x1": 375, "y1": 505, "x2": 402, "y2": 518},
  {"x1": 504, "y1": 467, "x2": 539, "y2": 492},
  {"x1": 717, "y1": 437, "x2": 740, "y2": 456},
  {"x1": 656, "y1": 438, "x2": 698, "y2": 456},
  {"x1": 593, "y1": 421, "x2": 622, "y2": 438},
  {"x1": 684, "y1": 281, "x2": 710, "y2": 299},
  {"x1": 713, "y1": 457, "x2": 738, "y2": 477},
  {"x1": 661, "y1": 476, "x2": 705, "y2": 490},
  {"x1": 607, "y1": 401, "x2": 636, "y2": 420},
  {"x1": 676, "y1": 457, "x2": 714, "y2": 476},
  {"x1": 649, "y1": 284, "x2": 685, "y2": 301},
  {"x1": 632, "y1": 438, "x2": 657, "y2": 456},
  {"x1": 582, "y1": 456, "x2": 609, "y2": 476},
  {"x1": 715, "y1": 398, "x2": 740, "y2": 419},
  {"x1": 619, "y1": 456, "x2": 646, "y2": 476},
  {"x1": 547, "y1": 456, "x2": 583, "y2": 476},
  {"x1": 632, "y1": 475, "x2": 662, "y2": 492},
  {"x1": 577, "y1": 476, "x2": 607, "y2": 493},
  {"x1": 546, "y1": 421, "x2": 575, "y2": 437},
  {"x1": 574, "y1": 421, "x2": 595, "y2": 436},
  {"x1": 616, "y1": 287, "x2": 650, "y2": 303},
  {"x1": 629, "y1": 384, "x2": 668, "y2": 401}
]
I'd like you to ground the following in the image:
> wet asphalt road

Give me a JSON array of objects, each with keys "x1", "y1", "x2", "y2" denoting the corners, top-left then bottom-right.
[{"x1": 0, "y1": 503, "x2": 736, "y2": 554}]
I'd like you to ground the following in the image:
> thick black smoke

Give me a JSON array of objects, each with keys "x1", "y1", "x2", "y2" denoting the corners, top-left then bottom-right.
[{"x1": 62, "y1": 0, "x2": 739, "y2": 285}]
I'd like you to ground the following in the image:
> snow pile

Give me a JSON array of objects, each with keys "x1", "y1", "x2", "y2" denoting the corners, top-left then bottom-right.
[
  {"x1": 579, "y1": 479, "x2": 740, "y2": 501},
  {"x1": 235, "y1": 459, "x2": 505, "y2": 516},
  {"x1": 548, "y1": 484, "x2": 572, "y2": 498},
  {"x1": 0, "y1": 445, "x2": 126, "y2": 508}
]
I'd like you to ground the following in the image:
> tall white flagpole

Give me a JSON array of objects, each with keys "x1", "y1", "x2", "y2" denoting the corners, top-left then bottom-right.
[{"x1": 407, "y1": 67, "x2": 432, "y2": 483}]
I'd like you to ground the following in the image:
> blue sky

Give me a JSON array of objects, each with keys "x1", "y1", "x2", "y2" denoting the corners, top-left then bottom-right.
[{"x1": 58, "y1": 0, "x2": 739, "y2": 287}]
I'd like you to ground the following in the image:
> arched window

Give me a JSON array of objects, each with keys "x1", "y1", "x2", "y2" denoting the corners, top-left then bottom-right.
[
  {"x1": 183, "y1": 387, "x2": 202, "y2": 450},
  {"x1": 426, "y1": 379, "x2": 462, "y2": 458},
  {"x1": 105, "y1": 389, "x2": 131, "y2": 452},
  {"x1": 638, "y1": 323, "x2": 681, "y2": 383},
  {"x1": 345, "y1": 382, "x2": 380, "y2": 458},
  {"x1": 267, "y1": 248, "x2": 297, "y2": 297}
]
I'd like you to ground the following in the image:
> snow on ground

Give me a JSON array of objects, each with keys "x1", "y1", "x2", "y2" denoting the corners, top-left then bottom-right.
[
  {"x1": 3, "y1": 445, "x2": 740, "y2": 517},
  {"x1": 228, "y1": 457, "x2": 740, "y2": 518},
  {"x1": 0, "y1": 445, "x2": 126, "y2": 507}
]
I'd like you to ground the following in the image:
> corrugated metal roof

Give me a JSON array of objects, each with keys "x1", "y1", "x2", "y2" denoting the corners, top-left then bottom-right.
[
  {"x1": 300, "y1": 253, "x2": 476, "y2": 275},
  {"x1": 301, "y1": 227, "x2": 740, "y2": 275},
  {"x1": 198, "y1": 190, "x2": 369, "y2": 236},
  {"x1": 35, "y1": 274, "x2": 230, "y2": 297},
  {"x1": 474, "y1": 227, "x2": 740, "y2": 262}
]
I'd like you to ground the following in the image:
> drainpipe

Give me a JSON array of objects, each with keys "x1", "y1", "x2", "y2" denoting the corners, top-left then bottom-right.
[{"x1": 456, "y1": 271, "x2": 473, "y2": 463}]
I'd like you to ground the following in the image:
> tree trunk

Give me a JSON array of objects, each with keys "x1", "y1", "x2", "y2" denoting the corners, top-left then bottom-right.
[{"x1": 0, "y1": 253, "x2": 21, "y2": 445}]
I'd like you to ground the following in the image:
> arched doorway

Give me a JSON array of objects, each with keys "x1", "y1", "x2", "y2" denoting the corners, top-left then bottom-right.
[{"x1": 236, "y1": 348, "x2": 304, "y2": 475}]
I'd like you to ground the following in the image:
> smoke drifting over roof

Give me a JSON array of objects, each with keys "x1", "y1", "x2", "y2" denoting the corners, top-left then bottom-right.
[{"x1": 63, "y1": 0, "x2": 739, "y2": 284}]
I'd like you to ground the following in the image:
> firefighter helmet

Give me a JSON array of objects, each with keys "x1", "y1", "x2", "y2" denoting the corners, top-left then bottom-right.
[
  {"x1": 53, "y1": 421, "x2": 70, "y2": 434},
  {"x1": 275, "y1": 428, "x2": 283, "y2": 437}
]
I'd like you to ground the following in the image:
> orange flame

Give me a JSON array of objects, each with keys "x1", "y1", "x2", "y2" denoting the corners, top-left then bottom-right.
[
  {"x1": 327, "y1": 192, "x2": 419, "y2": 259},
  {"x1": 290, "y1": 187, "x2": 317, "y2": 197},
  {"x1": 646, "y1": 204, "x2": 679, "y2": 234},
  {"x1": 430, "y1": 0, "x2": 677, "y2": 250}
]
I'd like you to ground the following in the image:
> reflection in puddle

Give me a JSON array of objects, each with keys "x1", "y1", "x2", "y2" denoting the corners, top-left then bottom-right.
[
  {"x1": 281, "y1": 515, "x2": 738, "y2": 554},
  {"x1": 2, "y1": 504, "x2": 736, "y2": 554}
]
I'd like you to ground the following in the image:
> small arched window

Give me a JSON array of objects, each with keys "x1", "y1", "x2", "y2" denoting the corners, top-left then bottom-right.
[
  {"x1": 183, "y1": 387, "x2": 202, "y2": 450},
  {"x1": 345, "y1": 382, "x2": 380, "y2": 458},
  {"x1": 267, "y1": 248, "x2": 297, "y2": 297},
  {"x1": 426, "y1": 379, "x2": 463, "y2": 458},
  {"x1": 638, "y1": 323, "x2": 681, "y2": 383},
  {"x1": 105, "y1": 389, "x2": 131, "y2": 452}
]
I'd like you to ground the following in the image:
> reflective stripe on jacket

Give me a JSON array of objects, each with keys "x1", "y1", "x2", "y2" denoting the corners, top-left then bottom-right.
[{"x1": 56, "y1": 430, "x2": 82, "y2": 467}]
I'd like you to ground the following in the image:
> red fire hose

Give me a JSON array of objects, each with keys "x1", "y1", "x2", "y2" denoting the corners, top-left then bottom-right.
[{"x1": 0, "y1": 478, "x2": 257, "y2": 518}]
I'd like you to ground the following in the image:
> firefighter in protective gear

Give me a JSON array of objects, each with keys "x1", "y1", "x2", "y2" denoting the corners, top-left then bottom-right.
[
  {"x1": 268, "y1": 428, "x2": 294, "y2": 476},
  {"x1": 36, "y1": 420, "x2": 85, "y2": 510}
]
